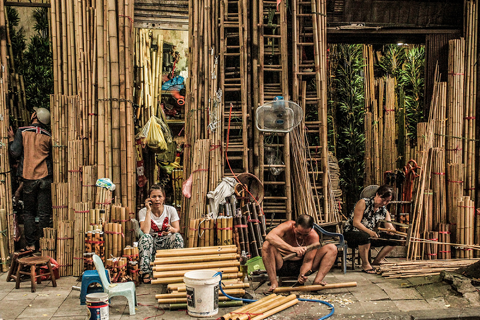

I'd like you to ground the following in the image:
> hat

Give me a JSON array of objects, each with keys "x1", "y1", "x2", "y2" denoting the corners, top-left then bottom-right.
[{"x1": 33, "y1": 107, "x2": 51, "y2": 125}]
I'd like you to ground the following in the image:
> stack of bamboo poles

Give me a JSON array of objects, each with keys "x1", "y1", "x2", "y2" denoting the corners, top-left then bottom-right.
[
  {"x1": 68, "y1": 140, "x2": 84, "y2": 220},
  {"x1": 220, "y1": 294, "x2": 298, "y2": 320},
  {"x1": 104, "y1": 222, "x2": 123, "y2": 259},
  {"x1": 73, "y1": 202, "x2": 90, "y2": 276},
  {"x1": 290, "y1": 126, "x2": 322, "y2": 224},
  {"x1": 198, "y1": 218, "x2": 216, "y2": 248},
  {"x1": 85, "y1": 230, "x2": 105, "y2": 269},
  {"x1": 50, "y1": 0, "x2": 136, "y2": 221},
  {"x1": 152, "y1": 245, "x2": 241, "y2": 285},
  {"x1": 377, "y1": 259, "x2": 478, "y2": 278},
  {"x1": 463, "y1": 1, "x2": 477, "y2": 200},
  {"x1": 456, "y1": 196, "x2": 475, "y2": 259},
  {"x1": 89, "y1": 208, "x2": 106, "y2": 231},
  {"x1": 438, "y1": 223, "x2": 452, "y2": 259},
  {"x1": 364, "y1": 45, "x2": 375, "y2": 187},
  {"x1": 50, "y1": 95, "x2": 69, "y2": 184},
  {"x1": 158, "y1": 283, "x2": 247, "y2": 305},
  {"x1": 52, "y1": 183, "x2": 69, "y2": 230},
  {"x1": 447, "y1": 163, "x2": 464, "y2": 228},
  {"x1": 82, "y1": 165, "x2": 98, "y2": 205},
  {"x1": 172, "y1": 168, "x2": 183, "y2": 207},
  {"x1": 111, "y1": 204, "x2": 127, "y2": 252},
  {"x1": 217, "y1": 216, "x2": 234, "y2": 248},
  {"x1": 0, "y1": 70, "x2": 14, "y2": 257},
  {"x1": 431, "y1": 148, "x2": 447, "y2": 227},
  {"x1": 0, "y1": 209, "x2": 8, "y2": 271},
  {"x1": 134, "y1": 29, "x2": 164, "y2": 126},
  {"x1": 40, "y1": 228, "x2": 56, "y2": 259},
  {"x1": 187, "y1": 139, "x2": 211, "y2": 224},
  {"x1": 123, "y1": 246, "x2": 139, "y2": 283},
  {"x1": 106, "y1": 257, "x2": 128, "y2": 283},
  {"x1": 407, "y1": 72, "x2": 438, "y2": 260},
  {"x1": 423, "y1": 231, "x2": 438, "y2": 260},
  {"x1": 383, "y1": 77, "x2": 396, "y2": 174},
  {"x1": 95, "y1": 187, "x2": 112, "y2": 222},
  {"x1": 57, "y1": 221, "x2": 74, "y2": 277},
  {"x1": 243, "y1": 204, "x2": 264, "y2": 257},
  {"x1": 446, "y1": 38, "x2": 465, "y2": 165}
]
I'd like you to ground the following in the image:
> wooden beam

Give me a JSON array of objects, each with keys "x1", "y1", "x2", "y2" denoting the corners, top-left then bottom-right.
[{"x1": 5, "y1": 1, "x2": 50, "y2": 7}]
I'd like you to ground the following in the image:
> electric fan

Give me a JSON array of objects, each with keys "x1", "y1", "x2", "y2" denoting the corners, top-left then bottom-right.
[{"x1": 255, "y1": 99, "x2": 303, "y2": 133}]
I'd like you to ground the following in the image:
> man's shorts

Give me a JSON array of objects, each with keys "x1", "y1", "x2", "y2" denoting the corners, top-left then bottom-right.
[{"x1": 277, "y1": 259, "x2": 303, "y2": 277}]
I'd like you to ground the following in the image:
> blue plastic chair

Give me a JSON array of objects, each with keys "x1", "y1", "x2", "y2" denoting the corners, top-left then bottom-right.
[
  {"x1": 313, "y1": 224, "x2": 347, "y2": 274},
  {"x1": 92, "y1": 254, "x2": 137, "y2": 315},
  {"x1": 80, "y1": 269, "x2": 111, "y2": 305}
]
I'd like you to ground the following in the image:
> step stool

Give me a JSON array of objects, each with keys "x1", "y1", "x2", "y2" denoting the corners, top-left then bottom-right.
[{"x1": 15, "y1": 256, "x2": 57, "y2": 293}]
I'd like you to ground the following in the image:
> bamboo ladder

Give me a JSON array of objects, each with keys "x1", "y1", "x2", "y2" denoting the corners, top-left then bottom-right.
[
  {"x1": 254, "y1": 0, "x2": 291, "y2": 222},
  {"x1": 291, "y1": 0, "x2": 331, "y2": 223},
  {"x1": 220, "y1": 0, "x2": 249, "y2": 178}
]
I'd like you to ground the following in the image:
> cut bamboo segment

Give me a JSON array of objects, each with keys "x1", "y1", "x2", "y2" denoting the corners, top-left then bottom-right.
[
  {"x1": 153, "y1": 267, "x2": 239, "y2": 278},
  {"x1": 151, "y1": 272, "x2": 242, "y2": 284},
  {"x1": 155, "y1": 288, "x2": 245, "y2": 299},
  {"x1": 273, "y1": 282, "x2": 357, "y2": 293},
  {"x1": 158, "y1": 295, "x2": 231, "y2": 304},
  {"x1": 220, "y1": 294, "x2": 278, "y2": 320},
  {"x1": 153, "y1": 260, "x2": 240, "y2": 272},
  {"x1": 250, "y1": 298, "x2": 299, "y2": 320},
  {"x1": 155, "y1": 245, "x2": 237, "y2": 257},
  {"x1": 153, "y1": 253, "x2": 240, "y2": 265}
]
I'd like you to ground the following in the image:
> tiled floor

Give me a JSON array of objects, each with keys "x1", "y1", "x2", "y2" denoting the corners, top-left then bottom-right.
[{"x1": 0, "y1": 264, "x2": 479, "y2": 320}]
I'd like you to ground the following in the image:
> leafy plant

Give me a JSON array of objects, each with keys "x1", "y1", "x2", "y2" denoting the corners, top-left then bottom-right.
[
  {"x1": 7, "y1": 7, "x2": 26, "y2": 74},
  {"x1": 23, "y1": 8, "x2": 53, "y2": 110},
  {"x1": 328, "y1": 44, "x2": 365, "y2": 213}
]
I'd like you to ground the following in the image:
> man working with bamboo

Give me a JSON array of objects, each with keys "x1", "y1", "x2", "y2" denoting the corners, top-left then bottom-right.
[
  {"x1": 8, "y1": 108, "x2": 52, "y2": 252},
  {"x1": 262, "y1": 214, "x2": 338, "y2": 291}
]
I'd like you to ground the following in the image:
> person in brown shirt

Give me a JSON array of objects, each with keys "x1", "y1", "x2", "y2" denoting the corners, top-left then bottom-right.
[{"x1": 8, "y1": 107, "x2": 52, "y2": 252}]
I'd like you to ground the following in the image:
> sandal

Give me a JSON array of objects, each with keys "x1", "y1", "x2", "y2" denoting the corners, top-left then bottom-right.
[
  {"x1": 142, "y1": 273, "x2": 151, "y2": 284},
  {"x1": 362, "y1": 268, "x2": 377, "y2": 274}
]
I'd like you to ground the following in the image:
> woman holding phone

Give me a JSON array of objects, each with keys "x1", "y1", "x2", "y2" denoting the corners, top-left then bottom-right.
[{"x1": 138, "y1": 184, "x2": 184, "y2": 283}]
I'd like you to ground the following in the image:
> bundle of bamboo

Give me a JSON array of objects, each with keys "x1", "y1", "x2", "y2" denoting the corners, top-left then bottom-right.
[
  {"x1": 220, "y1": 294, "x2": 298, "y2": 320},
  {"x1": 0, "y1": 76, "x2": 14, "y2": 256},
  {"x1": 383, "y1": 77, "x2": 396, "y2": 174},
  {"x1": 73, "y1": 202, "x2": 90, "y2": 276},
  {"x1": 82, "y1": 165, "x2": 98, "y2": 205},
  {"x1": 423, "y1": 231, "x2": 438, "y2": 260},
  {"x1": 84, "y1": 230, "x2": 105, "y2": 269},
  {"x1": 68, "y1": 140, "x2": 84, "y2": 221},
  {"x1": 456, "y1": 196, "x2": 475, "y2": 259},
  {"x1": 57, "y1": 221, "x2": 74, "y2": 276},
  {"x1": 172, "y1": 168, "x2": 183, "y2": 207},
  {"x1": 377, "y1": 259, "x2": 478, "y2": 278},
  {"x1": 106, "y1": 257, "x2": 128, "y2": 283},
  {"x1": 188, "y1": 139, "x2": 211, "y2": 223},
  {"x1": 438, "y1": 223, "x2": 452, "y2": 259},
  {"x1": 50, "y1": 95, "x2": 69, "y2": 184},
  {"x1": 446, "y1": 38, "x2": 465, "y2": 165},
  {"x1": 40, "y1": 228, "x2": 57, "y2": 259},
  {"x1": 52, "y1": 183, "x2": 69, "y2": 228},
  {"x1": 431, "y1": 148, "x2": 447, "y2": 227},
  {"x1": 95, "y1": 187, "x2": 112, "y2": 222},
  {"x1": 446, "y1": 163, "x2": 464, "y2": 229},
  {"x1": 104, "y1": 222, "x2": 124, "y2": 259},
  {"x1": 123, "y1": 246, "x2": 140, "y2": 283},
  {"x1": 152, "y1": 245, "x2": 241, "y2": 285},
  {"x1": 463, "y1": 1, "x2": 477, "y2": 200},
  {"x1": 0, "y1": 209, "x2": 8, "y2": 271}
]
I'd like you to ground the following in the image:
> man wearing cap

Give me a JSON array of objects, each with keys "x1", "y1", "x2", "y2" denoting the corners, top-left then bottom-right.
[{"x1": 8, "y1": 107, "x2": 52, "y2": 252}]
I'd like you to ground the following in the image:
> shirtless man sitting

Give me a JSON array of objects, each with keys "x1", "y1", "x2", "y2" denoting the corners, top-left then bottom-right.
[{"x1": 261, "y1": 214, "x2": 338, "y2": 291}]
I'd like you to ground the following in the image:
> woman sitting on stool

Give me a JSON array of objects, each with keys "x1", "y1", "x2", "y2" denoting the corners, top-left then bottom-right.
[
  {"x1": 343, "y1": 185, "x2": 398, "y2": 274},
  {"x1": 138, "y1": 184, "x2": 184, "y2": 283}
]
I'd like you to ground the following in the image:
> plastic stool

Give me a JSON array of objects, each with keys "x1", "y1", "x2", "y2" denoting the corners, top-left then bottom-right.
[{"x1": 80, "y1": 270, "x2": 110, "y2": 305}]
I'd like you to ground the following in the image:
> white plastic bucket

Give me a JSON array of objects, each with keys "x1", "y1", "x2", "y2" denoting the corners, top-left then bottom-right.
[
  {"x1": 184, "y1": 269, "x2": 221, "y2": 317},
  {"x1": 86, "y1": 292, "x2": 109, "y2": 320}
]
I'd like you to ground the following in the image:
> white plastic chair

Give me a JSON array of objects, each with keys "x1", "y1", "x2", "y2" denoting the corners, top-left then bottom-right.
[{"x1": 92, "y1": 254, "x2": 137, "y2": 315}]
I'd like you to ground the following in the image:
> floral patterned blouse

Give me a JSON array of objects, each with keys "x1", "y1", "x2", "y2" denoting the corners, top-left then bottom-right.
[{"x1": 344, "y1": 197, "x2": 388, "y2": 232}]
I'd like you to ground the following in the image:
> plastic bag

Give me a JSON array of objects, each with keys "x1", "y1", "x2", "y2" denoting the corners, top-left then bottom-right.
[
  {"x1": 96, "y1": 178, "x2": 116, "y2": 191},
  {"x1": 139, "y1": 116, "x2": 173, "y2": 152},
  {"x1": 182, "y1": 173, "x2": 193, "y2": 198}
]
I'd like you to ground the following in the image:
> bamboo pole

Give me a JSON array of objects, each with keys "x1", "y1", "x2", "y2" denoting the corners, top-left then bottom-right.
[
  {"x1": 153, "y1": 267, "x2": 239, "y2": 278},
  {"x1": 153, "y1": 253, "x2": 240, "y2": 265},
  {"x1": 273, "y1": 282, "x2": 357, "y2": 293},
  {"x1": 151, "y1": 272, "x2": 242, "y2": 285},
  {"x1": 155, "y1": 245, "x2": 237, "y2": 257}
]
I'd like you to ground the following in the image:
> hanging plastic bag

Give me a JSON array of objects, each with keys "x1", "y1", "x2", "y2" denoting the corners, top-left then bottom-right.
[
  {"x1": 182, "y1": 173, "x2": 193, "y2": 198},
  {"x1": 139, "y1": 116, "x2": 173, "y2": 153}
]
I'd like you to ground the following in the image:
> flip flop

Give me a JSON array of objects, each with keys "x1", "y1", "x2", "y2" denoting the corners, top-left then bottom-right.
[
  {"x1": 142, "y1": 274, "x2": 151, "y2": 284},
  {"x1": 362, "y1": 268, "x2": 376, "y2": 274}
]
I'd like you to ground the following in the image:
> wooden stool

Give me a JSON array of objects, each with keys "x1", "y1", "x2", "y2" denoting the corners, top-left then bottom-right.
[
  {"x1": 15, "y1": 256, "x2": 57, "y2": 292},
  {"x1": 6, "y1": 250, "x2": 34, "y2": 282}
]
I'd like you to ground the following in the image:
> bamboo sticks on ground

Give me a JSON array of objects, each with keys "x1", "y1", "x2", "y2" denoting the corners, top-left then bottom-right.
[
  {"x1": 377, "y1": 259, "x2": 478, "y2": 278},
  {"x1": 221, "y1": 294, "x2": 298, "y2": 320}
]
